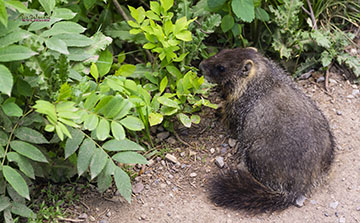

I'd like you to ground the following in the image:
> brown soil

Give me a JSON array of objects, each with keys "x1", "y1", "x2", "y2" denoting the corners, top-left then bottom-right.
[{"x1": 79, "y1": 73, "x2": 360, "y2": 223}]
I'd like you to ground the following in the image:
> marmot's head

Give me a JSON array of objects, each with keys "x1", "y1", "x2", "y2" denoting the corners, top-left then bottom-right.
[{"x1": 199, "y1": 47, "x2": 265, "y2": 99}]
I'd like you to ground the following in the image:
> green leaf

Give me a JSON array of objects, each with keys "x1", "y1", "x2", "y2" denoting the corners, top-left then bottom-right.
[
  {"x1": 114, "y1": 99, "x2": 133, "y2": 120},
  {"x1": 7, "y1": 152, "x2": 35, "y2": 179},
  {"x1": 120, "y1": 116, "x2": 144, "y2": 131},
  {"x1": 255, "y1": 7, "x2": 269, "y2": 22},
  {"x1": 0, "y1": 30, "x2": 31, "y2": 48},
  {"x1": 111, "y1": 121, "x2": 125, "y2": 140},
  {"x1": 1, "y1": 98, "x2": 22, "y2": 117},
  {"x1": 311, "y1": 30, "x2": 331, "y2": 48},
  {"x1": 0, "y1": 0, "x2": 8, "y2": 27},
  {"x1": 96, "y1": 49, "x2": 113, "y2": 77},
  {"x1": 84, "y1": 114, "x2": 99, "y2": 131},
  {"x1": 33, "y1": 100, "x2": 57, "y2": 124},
  {"x1": 103, "y1": 139, "x2": 145, "y2": 152},
  {"x1": 175, "y1": 30, "x2": 192, "y2": 41},
  {"x1": 148, "y1": 113, "x2": 163, "y2": 126},
  {"x1": 77, "y1": 138, "x2": 96, "y2": 176},
  {"x1": 0, "y1": 64, "x2": 13, "y2": 96},
  {"x1": 221, "y1": 14, "x2": 234, "y2": 32},
  {"x1": 41, "y1": 21, "x2": 86, "y2": 37},
  {"x1": 231, "y1": 0, "x2": 255, "y2": 22},
  {"x1": 114, "y1": 167, "x2": 131, "y2": 203},
  {"x1": 64, "y1": 128, "x2": 84, "y2": 159},
  {"x1": 84, "y1": 0, "x2": 97, "y2": 9},
  {"x1": 3, "y1": 166, "x2": 29, "y2": 200},
  {"x1": 191, "y1": 115, "x2": 201, "y2": 124},
  {"x1": 53, "y1": 8, "x2": 77, "y2": 19},
  {"x1": 39, "y1": 0, "x2": 55, "y2": 15},
  {"x1": 178, "y1": 113, "x2": 191, "y2": 127},
  {"x1": 54, "y1": 33, "x2": 93, "y2": 47},
  {"x1": 90, "y1": 149, "x2": 107, "y2": 180},
  {"x1": 45, "y1": 37, "x2": 69, "y2": 54},
  {"x1": 157, "y1": 96, "x2": 179, "y2": 109},
  {"x1": 112, "y1": 151, "x2": 148, "y2": 164},
  {"x1": 143, "y1": 42, "x2": 156, "y2": 49},
  {"x1": 160, "y1": 0, "x2": 173, "y2": 12},
  {"x1": 118, "y1": 64, "x2": 136, "y2": 77},
  {"x1": 4, "y1": 209, "x2": 13, "y2": 223},
  {"x1": 0, "y1": 196, "x2": 11, "y2": 212},
  {"x1": 159, "y1": 76, "x2": 168, "y2": 94},
  {"x1": 90, "y1": 63, "x2": 99, "y2": 81},
  {"x1": 10, "y1": 141, "x2": 48, "y2": 163},
  {"x1": 207, "y1": 0, "x2": 227, "y2": 11},
  {"x1": 5, "y1": 1, "x2": 31, "y2": 14},
  {"x1": 14, "y1": 127, "x2": 49, "y2": 144},
  {"x1": 0, "y1": 45, "x2": 36, "y2": 62},
  {"x1": 11, "y1": 202, "x2": 36, "y2": 218},
  {"x1": 96, "y1": 118, "x2": 110, "y2": 141},
  {"x1": 166, "y1": 65, "x2": 182, "y2": 79},
  {"x1": 97, "y1": 169, "x2": 112, "y2": 193},
  {"x1": 150, "y1": 1, "x2": 161, "y2": 15},
  {"x1": 128, "y1": 6, "x2": 145, "y2": 24},
  {"x1": 84, "y1": 92, "x2": 100, "y2": 110}
]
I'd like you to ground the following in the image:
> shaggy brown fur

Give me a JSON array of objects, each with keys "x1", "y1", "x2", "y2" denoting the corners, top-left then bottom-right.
[{"x1": 199, "y1": 47, "x2": 335, "y2": 214}]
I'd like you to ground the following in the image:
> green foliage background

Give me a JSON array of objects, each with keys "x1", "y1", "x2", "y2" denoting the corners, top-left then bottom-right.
[{"x1": 0, "y1": 0, "x2": 358, "y2": 221}]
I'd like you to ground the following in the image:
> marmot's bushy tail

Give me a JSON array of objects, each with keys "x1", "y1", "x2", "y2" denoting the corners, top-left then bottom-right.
[{"x1": 209, "y1": 169, "x2": 297, "y2": 214}]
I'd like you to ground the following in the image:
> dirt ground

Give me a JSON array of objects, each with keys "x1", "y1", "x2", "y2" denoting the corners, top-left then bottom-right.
[{"x1": 78, "y1": 73, "x2": 360, "y2": 223}]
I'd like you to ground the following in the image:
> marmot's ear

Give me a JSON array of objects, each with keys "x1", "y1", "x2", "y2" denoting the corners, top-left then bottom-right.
[{"x1": 239, "y1": 60, "x2": 254, "y2": 77}]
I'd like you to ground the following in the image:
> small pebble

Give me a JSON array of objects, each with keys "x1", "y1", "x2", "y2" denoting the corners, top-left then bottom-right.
[
  {"x1": 215, "y1": 156, "x2": 225, "y2": 168},
  {"x1": 346, "y1": 95, "x2": 355, "y2": 99},
  {"x1": 357, "y1": 206, "x2": 360, "y2": 211},
  {"x1": 165, "y1": 154, "x2": 178, "y2": 164},
  {"x1": 228, "y1": 138, "x2": 237, "y2": 147},
  {"x1": 190, "y1": 172, "x2": 197, "y2": 178},
  {"x1": 160, "y1": 183, "x2": 167, "y2": 189},
  {"x1": 339, "y1": 217, "x2": 346, "y2": 223},
  {"x1": 99, "y1": 220, "x2": 108, "y2": 223},
  {"x1": 132, "y1": 183, "x2": 144, "y2": 194},
  {"x1": 78, "y1": 213, "x2": 88, "y2": 219},
  {"x1": 352, "y1": 89, "x2": 360, "y2": 96},
  {"x1": 220, "y1": 147, "x2": 227, "y2": 154},
  {"x1": 147, "y1": 159, "x2": 154, "y2": 166},
  {"x1": 166, "y1": 136, "x2": 176, "y2": 144},
  {"x1": 336, "y1": 111, "x2": 342, "y2": 116},
  {"x1": 210, "y1": 148, "x2": 215, "y2": 154},
  {"x1": 330, "y1": 201, "x2": 339, "y2": 209},
  {"x1": 139, "y1": 214, "x2": 147, "y2": 220},
  {"x1": 157, "y1": 132, "x2": 170, "y2": 140},
  {"x1": 89, "y1": 215, "x2": 96, "y2": 222},
  {"x1": 310, "y1": 200, "x2": 317, "y2": 205},
  {"x1": 180, "y1": 152, "x2": 186, "y2": 157},
  {"x1": 316, "y1": 76, "x2": 325, "y2": 83},
  {"x1": 106, "y1": 211, "x2": 111, "y2": 217},
  {"x1": 167, "y1": 212, "x2": 171, "y2": 217},
  {"x1": 329, "y1": 78, "x2": 337, "y2": 84},
  {"x1": 295, "y1": 195, "x2": 306, "y2": 207},
  {"x1": 181, "y1": 164, "x2": 187, "y2": 169},
  {"x1": 324, "y1": 213, "x2": 329, "y2": 217}
]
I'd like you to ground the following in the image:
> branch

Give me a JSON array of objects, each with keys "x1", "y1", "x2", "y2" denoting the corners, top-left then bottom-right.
[
  {"x1": 306, "y1": 0, "x2": 317, "y2": 30},
  {"x1": 112, "y1": 0, "x2": 130, "y2": 21}
]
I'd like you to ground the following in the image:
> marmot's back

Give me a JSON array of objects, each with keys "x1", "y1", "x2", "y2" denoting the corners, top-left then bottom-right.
[{"x1": 199, "y1": 47, "x2": 335, "y2": 214}]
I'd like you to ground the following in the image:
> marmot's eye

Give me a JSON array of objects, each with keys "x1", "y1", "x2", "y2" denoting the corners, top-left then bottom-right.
[{"x1": 216, "y1": 65, "x2": 225, "y2": 72}]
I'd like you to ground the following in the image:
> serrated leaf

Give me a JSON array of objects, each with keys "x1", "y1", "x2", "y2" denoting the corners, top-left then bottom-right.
[
  {"x1": 65, "y1": 128, "x2": 84, "y2": 159},
  {"x1": 3, "y1": 166, "x2": 29, "y2": 200},
  {"x1": 0, "y1": 64, "x2": 13, "y2": 96},
  {"x1": 232, "y1": 0, "x2": 255, "y2": 22},
  {"x1": 111, "y1": 121, "x2": 125, "y2": 140},
  {"x1": 114, "y1": 167, "x2": 131, "y2": 203},
  {"x1": 45, "y1": 37, "x2": 69, "y2": 54},
  {"x1": 96, "y1": 118, "x2": 110, "y2": 141},
  {"x1": 112, "y1": 151, "x2": 148, "y2": 164},
  {"x1": 90, "y1": 149, "x2": 107, "y2": 180},
  {"x1": 0, "y1": 45, "x2": 36, "y2": 62},
  {"x1": 77, "y1": 138, "x2": 96, "y2": 176},
  {"x1": 148, "y1": 113, "x2": 163, "y2": 126},
  {"x1": 120, "y1": 116, "x2": 144, "y2": 131},
  {"x1": 11, "y1": 202, "x2": 36, "y2": 218},
  {"x1": 96, "y1": 49, "x2": 113, "y2": 77},
  {"x1": 103, "y1": 139, "x2": 145, "y2": 151},
  {"x1": 39, "y1": 0, "x2": 55, "y2": 15},
  {"x1": 10, "y1": 140, "x2": 47, "y2": 163},
  {"x1": 14, "y1": 127, "x2": 49, "y2": 144},
  {"x1": 118, "y1": 64, "x2": 136, "y2": 77}
]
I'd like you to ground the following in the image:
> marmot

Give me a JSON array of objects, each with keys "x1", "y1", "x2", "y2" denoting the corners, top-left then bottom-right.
[{"x1": 199, "y1": 47, "x2": 335, "y2": 214}]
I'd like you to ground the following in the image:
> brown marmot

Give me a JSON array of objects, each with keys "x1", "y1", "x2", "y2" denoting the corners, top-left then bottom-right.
[{"x1": 199, "y1": 47, "x2": 335, "y2": 214}]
